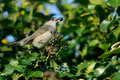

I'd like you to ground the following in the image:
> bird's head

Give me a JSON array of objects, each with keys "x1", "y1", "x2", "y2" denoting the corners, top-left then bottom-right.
[
  {"x1": 44, "y1": 17, "x2": 63, "y2": 26},
  {"x1": 46, "y1": 17, "x2": 63, "y2": 24},
  {"x1": 50, "y1": 17, "x2": 63, "y2": 22}
]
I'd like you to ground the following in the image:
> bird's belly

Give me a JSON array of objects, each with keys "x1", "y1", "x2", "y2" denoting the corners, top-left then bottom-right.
[{"x1": 32, "y1": 31, "x2": 52, "y2": 48}]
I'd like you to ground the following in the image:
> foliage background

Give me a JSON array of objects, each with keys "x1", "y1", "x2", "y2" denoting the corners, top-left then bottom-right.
[{"x1": 0, "y1": 0, "x2": 120, "y2": 80}]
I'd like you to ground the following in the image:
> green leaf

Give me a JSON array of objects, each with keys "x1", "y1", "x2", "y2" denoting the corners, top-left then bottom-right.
[
  {"x1": 58, "y1": 72, "x2": 74, "y2": 78},
  {"x1": 86, "y1": 61, "x2": 96, "y2": 73},
  {"x1": 76, "y1": 26, "x2": 86, "y2": 37},
  {"x1": 55, "y1": 63, "x2": 70, "y2": 73},
  {"x1": 94, "y1": 66, "x2": 106, "y2": 77},
  {"x1": 9, "y1": 59, "x2": 24, "y2": 72},
  {"x1": 19, "y1": 53, "x2": 39, "y2": 65},
  {"x1": 76, "y1": 61, "x2": 90, "y2": 76},
  {"x1": 112, "y1": 72, "x2": 120, "y2": 80},
  {"x1": 99, "y1": 43, "x2": 111, "y2": 51},
  {"x1": 89, "y1": 39, "x2": 99, "y2": 46},
  {"x1": 107, "y1": 0, "x2": 120, "y2": 9},
  {"x1": 100, "y1": 20, "x2": 110, "y2": 32},
  {"x1": 19, "y1": 59, "x2": 31, "y2": 65},
  {"x1": 1, "y1": 65, "x2": 15, "y2": 75},
  {"x1": 88, "y1": 5, "x2": 96, "y2": 13},
  {"x1": 0, "y1": 76, "x2": 7, "y2": 80},
  {"x1": 113, "y1": 26, "x2": 120, "y2": 39},
  {"x1": 99, "y1": 47, "x2": 120, "y2": 59},
  {"x1": 12, "y1": 73, "x2": 24, "y2": 80},
  {"x1": 80, "y1": 45, "x2": 88, "y2": 59},
  {"x1": 25, "y1": 68, "x2": 43, "y2": 80},
  {"x1": 1, "y1": 59, "x2": 25, "y2": 76},
  {"x1": 9, "y1": 59, "x2": 19, "y2": 66},
  {"x1": 89, "y1": 0, "x2": 104, "y2": 5}
]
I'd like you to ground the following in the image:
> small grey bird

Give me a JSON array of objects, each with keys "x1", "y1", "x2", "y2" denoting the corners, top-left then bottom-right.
[{"x1": 8, "y1": 17, "x2": 63, "y2": 48}]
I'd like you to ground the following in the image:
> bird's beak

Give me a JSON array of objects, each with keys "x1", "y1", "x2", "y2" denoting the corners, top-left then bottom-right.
[{"x1": 53, "y1": 17, "x2": 63, "y2": 22}]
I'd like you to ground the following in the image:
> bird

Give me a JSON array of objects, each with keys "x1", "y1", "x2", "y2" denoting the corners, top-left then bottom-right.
[{"x1": 8, "y1": 17, "x2": 63, "y2": 48}]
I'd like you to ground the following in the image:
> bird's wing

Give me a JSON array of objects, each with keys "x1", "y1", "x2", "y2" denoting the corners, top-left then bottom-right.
[
  {"x1": 29, "y1": 25, "x2": 49, "y2": 40},
  {"x1": 19, "y1": 25, "x2": 49, "y2": 44}
]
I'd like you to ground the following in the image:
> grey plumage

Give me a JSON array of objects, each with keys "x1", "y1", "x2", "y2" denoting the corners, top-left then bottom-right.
[{"x1": 8, "y1": 17, "x2": 63, "y2": 48}]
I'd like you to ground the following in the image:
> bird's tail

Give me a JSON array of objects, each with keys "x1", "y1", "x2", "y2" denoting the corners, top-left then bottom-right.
[
  {"x1": 7, "y1": 42, "x2": 19, "y2": 47},
  {"x1": 8, "y1": 37, "x2": 30, "y2": 47}
]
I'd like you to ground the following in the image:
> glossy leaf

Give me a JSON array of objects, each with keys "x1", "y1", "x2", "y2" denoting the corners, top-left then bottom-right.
[
  {"x1": 99, "y1": 47, "x2": 120, "y2": 59},
  {"x1": 1, "y1": 65, "x2": 15, "y2": 75},
  {"x1": 76, "y1": 61, "x2": 90, "y2": 76},
  {"x1": 100, "y1": 20, "x2": 110, "y2": 32},
  {"x1": 113, "y1": 26, "x2": 120, "y2": 39},
  {"x1": 25, "y1": 68, "x2": 43, "y2": 80},
  {"x1": 112, "y1": 72, "x2": 120, "y2": 80},
  {"x1": 90, "y1": 0, "x2": 105, "y2": 5},
  {"x1": 107, "y1": 0, "x2": 120, "y2": 8},
  {"x1": 94, "y1": 66, "x2": 106, "y2": 77}
]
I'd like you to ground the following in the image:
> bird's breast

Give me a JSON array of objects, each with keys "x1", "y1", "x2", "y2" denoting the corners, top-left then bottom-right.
[
  {"x1": 32, "y1": 31, "x2": 52, "y2": 48},
  {"x1": 34, "y1": 31, "x2": 52, "y2": 42}
]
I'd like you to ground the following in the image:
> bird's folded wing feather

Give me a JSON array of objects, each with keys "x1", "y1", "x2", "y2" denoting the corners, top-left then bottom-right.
[{"x1": 19, "y1": 25, "x2": 49, "y2": 44}]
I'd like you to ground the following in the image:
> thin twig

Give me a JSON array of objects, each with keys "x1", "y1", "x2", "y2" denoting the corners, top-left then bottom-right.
[{"x1": 111, "y1": 41, "x2": 120, "y2": 50}]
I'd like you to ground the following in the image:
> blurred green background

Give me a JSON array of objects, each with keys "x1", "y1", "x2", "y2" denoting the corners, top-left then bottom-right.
[{"x1": 1, "y1": 0, "x2": 120, "y2": 80}]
